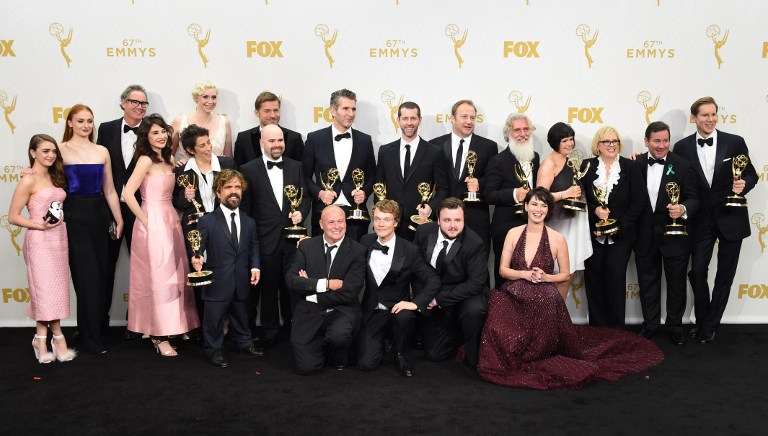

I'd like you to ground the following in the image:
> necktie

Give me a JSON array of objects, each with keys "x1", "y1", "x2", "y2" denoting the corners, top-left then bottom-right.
[
  {"x1": 404, "y1": 144, "x2": 411, "y2": 178},
  {"x1": 647, "y1": 157, "x2": 666, "y2": 166},
  {"x1": 435, "y1": 240, "x2": 449, "y2": 273},
  {"x1": 372, "y1": 241, "x2": 389, "y2": 255},
  {"x1": 454, "y1": 139, "x2": 464, "y2": 179},
  {"x1": 230, "y1": 212, "x2": 238, "y2": 250},
  {"x1": 123, "y1": 124, "x2": 138, "y2": 134},
  {"x1": 325, "y1": 244, "x2": 337, "y2": 278},
  {"x1": 335, "y1": 132, "x2": 351, "y2": 142},
  {"x1": 698, "y1": 137, "x2": 713, "y2": 147},
  {"x1": 267, "y1": 160, "x2": 284, "y2": 170}
]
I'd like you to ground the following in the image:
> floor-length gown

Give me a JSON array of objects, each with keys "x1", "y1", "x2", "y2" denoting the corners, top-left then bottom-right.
[
  {"x1": 127, "y1": 174, "x2": 200, "y2": 336},
  {"x1": 477, "y1": 225, "x2": 663, "y2": 390}
]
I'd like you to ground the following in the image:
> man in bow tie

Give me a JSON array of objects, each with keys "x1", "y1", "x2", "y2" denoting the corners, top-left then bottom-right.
[
  {"x1": 357, "y1": 200, "x2": 440, "y2": 376},
  {"x1": 634, "y1": 121, "x2": 699, "y2": 345},
  {"x1": 672, "y1": 97, "x2": 758, "y2": 343},
  {"x1": 303, "y1": 89, "x2": 376, "y2": 241}
]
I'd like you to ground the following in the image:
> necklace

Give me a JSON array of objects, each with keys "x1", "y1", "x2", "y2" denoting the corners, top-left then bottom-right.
[{"x1": 70, "y1": 141, "x2": 90, "y2": 157}]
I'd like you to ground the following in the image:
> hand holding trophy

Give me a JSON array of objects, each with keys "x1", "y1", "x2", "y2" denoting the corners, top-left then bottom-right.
[
  {"x1": 177, "y1": 173, "x2": 206, "y2": 226},
  {"x1": 724, "y1": 154, "x2": 749, "y2": 207},
  {"x1": 320, "y1": 167, "x2": 340, "y2": 191},
  {"x1": 283, "y1": 185, "x2": 308, "y2": 239},
  {"x1": 347, "y1": 168, "x2": 370, "y2": 221},
  {"x1": 463, "y1": 150, "x2": 481, "y2": 202},
  {"x1": 409, "y1": 182, "x2": 435, "y2": 231},
  {"x1": 592, "y1": 183, "x2": 619, "y2": 236},
  {"x1": 186, "y1": 230, "x2": 214, "y2": 286},
  {"x1": 562, "y1": 150, "x2": 589, "y2": 212},
  {"x1": 663, "y1": 181, "x2": 687, "y2": 236},
  {"x1": 513, "y1": 161, "x2": 533, "y2": 215}
]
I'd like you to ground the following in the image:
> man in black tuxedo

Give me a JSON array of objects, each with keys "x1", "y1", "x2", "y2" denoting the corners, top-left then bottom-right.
[
  {"x1": 357, "y1": 200, "x2": 440, "y2": 376},
  {"x1": 192, "y1": 169, "x2": 265, "y2": 368},
  {"x1": 303, "y1": 88, "x2": 376, "y2": 241},
  {"x1": 240, "y1": 125, "x2": 311, "y2": 347},
  {"x1": 414, "y1": 197, "x2": 488, "y2": 369},
  {"x1": 672, "y1": 96, "x2": 758, "y2": 343},
  {"x1": 634, "y1": 121, "x2": 699, "y2": 345},
  {"x1": 376, "y1": 101, "x2": 448, "y2": 241},
  {"x1": 96, "y1": 84, "x2": 147, "y2": 341},
  {"x1": 233, "y1": 91, "x2": 304, "y2": 166},
  {"x1": 285, "y1": 205, "x2": 366, "y2": 374},
  {"x1": 429, "y1": 100, "x2": 497, "y2": 253},
  {"x1": 483, "y1": 113, "x2": 540, "y2": 286}
]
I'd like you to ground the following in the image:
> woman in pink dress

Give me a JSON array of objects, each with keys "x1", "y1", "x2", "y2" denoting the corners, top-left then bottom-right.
[
  {"x1": 8, "y1": 134, "x2": 76, "y2": 363},
  {"x1": 123, "y1": 114, "x2": 200, "y2": 357}
]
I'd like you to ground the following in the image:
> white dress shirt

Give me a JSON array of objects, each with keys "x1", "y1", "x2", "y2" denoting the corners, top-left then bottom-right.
[
  {"x1": 400, "y1": 137, "x2": 420, "y2": 178},
  {"x1": 451, "y1": 132, "x2": 471, "y2": 176},
  {"x1": 331, "y1": 125, "x2": 353, "y2": 207},
  {"x1": 646, "y1": 152, "x2": 665, "y2": 212},
  {"x1": 184, "y1": 156, "x2": 221, "y2": 212},
  {"x1": 263, "y1": 155, "x2": 284, "y2": 211},
  {"x1": 370, "y1": 236, "x2": 396, "y2": 310},
  {"x1": 308, "y1": 235, "x2": 345, "y2": 305},
  {"x1": 695, "y1": 130, "x2": 718, "y2": 187},
  {"x1": 430, "y1": 231, "x2": 456, "y2": 269}
]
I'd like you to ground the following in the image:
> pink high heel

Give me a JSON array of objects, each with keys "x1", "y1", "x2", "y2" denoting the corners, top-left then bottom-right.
[
  {"x1": 51, "y1": 334, "x2": 77, "y2": 362},
  {"x1": 32, "y1": 335, "x2": 54, "y2": 364}
]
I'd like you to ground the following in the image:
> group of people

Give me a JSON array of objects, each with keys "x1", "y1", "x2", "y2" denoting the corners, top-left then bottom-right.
[{"x1": 8, "y1": 83, "x2": 757, "y2": 390}]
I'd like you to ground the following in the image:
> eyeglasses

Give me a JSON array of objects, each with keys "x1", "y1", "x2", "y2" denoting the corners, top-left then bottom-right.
[
  {"x1": 598, "y1": 139, "x2": 620, "y2": 146},
  {"x1": 126, "y1": 99, "x2": 149, "y2": 108}
]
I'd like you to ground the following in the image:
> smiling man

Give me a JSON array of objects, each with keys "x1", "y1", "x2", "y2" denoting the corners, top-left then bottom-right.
[{"x1": 233, "y1": 91, "x2": 304, "y2": 166}]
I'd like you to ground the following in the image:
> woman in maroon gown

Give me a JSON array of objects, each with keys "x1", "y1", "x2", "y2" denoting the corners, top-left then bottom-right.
[{"x1": 477, "y1": 187, "x2": 663, "y2": 390}]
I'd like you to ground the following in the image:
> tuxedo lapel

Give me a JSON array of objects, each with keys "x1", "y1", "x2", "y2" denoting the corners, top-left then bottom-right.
[
  {"x1": 404, "y1": 140, "x2": 428, "y2": 185},
  {"x1": 426, "y1": 229, "x2": 438, "y2": 261},
  {"x1": 249, "y1": 129, "x2": 261, "y2": 159},
  {"x1": 685, "y1": 138, "x2": 708, "y2": 187},
  {"x1": 112, "y1": 122, "x2": 125, "y2": 169},
  {"x1": 380, "y1": 240, "x2": 405, "y2": 286},
  {"x1": 214, "y1": 208, "x2": 237, "y2": 251},
  {"x1": 712, "y1": 130, "x2": 730, "y2": 184},
  {"x1": 440, "y1": 137, "x2": 457, "y2": 183},
  {"x1": 255, "y1": 159, "x2": 281, "y2": 210},
  {"x1": 444, "y1": 233, "x2": 463, "y2": 266}
]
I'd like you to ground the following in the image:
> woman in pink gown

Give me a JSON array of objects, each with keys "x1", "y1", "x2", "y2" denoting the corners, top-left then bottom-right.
[
  {"x1": 478, "y1": 187, "x2": 663, "y2": 390},
  {"x1": 123, "y1": 114, "x2": 200, "y2": 357},
  {"x1": 8, "y1": 134, "x2": 76, "y2": 363}
]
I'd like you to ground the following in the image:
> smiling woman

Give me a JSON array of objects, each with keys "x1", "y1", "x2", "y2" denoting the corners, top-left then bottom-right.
[{"x1": 171, "y1": 81, "x2": 232, "y2": 163}]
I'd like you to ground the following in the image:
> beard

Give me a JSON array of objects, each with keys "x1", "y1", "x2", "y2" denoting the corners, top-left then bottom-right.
[{"x1": 510, "y1": 139, "x2": 535, "y2": 163}]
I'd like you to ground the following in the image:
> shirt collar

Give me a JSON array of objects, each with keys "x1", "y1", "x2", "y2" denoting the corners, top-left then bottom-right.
[
  {"x1": 184, "y1": 155, "x2": 221, "y2": 172},
  {"x1": 696, "y1": 129, "x2": 718, "y2": 142},
  {"x1": 451, "y1": 132, "x2": 472, "y2": 146},
  {"x1": 400, "y1": 136, "x2": 420, "y2": 150},
  {"x1": 323, "y1": 235, "x2": 345, "y2": 248},
  {"x1": 331, "y1": 125, "x2": 352, "y2": 139},
  {"x1": 219, "y1": 203, "x2": 239, "y2": 217}
]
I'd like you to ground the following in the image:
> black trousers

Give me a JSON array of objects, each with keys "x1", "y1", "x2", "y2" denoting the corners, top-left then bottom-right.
[
  {"x1": 356, "y1": 309, "x2": 416, "y2": 370},
  {"x1": 106, "y1": 201, "x2": 136, "y2": 328},
  {"x1": 292, "y1": 310, "x2": 356, "y2": 375},
  {"x1": 584, "y1": 239, "x2": 633, "y2": 328},
  {"x1": 251, "y1": 240, "x2": 296, "y2": 339},
  {"x1": 203, "y1": 298, "x2": 252, "y2": 356},
  {"x1": 421, "y1": 293, "x2": 487, "y2": 367},
  {"x1": 635, "y1": 247, "x2": 689, "y2": 332}
]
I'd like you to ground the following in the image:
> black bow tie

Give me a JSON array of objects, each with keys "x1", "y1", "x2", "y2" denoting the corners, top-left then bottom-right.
[
  {"x1": 335, "y1": 132, "x2": 351, "y2": 142},
  {"x1": 267, "y1": 161, "x2": 283, "y2": 170},
  {"x1": 698, "y1": 137, "x2": 713, "y2": 147},
  {"x1": 123, "y1": 124, "x2": 138, "y2": 134},
  {"x1": 372, "y1": 241, "x2": 389, "y2": 255},
  {"x1": 647, "y1": 157, "x2": 666, "y2": 166}
]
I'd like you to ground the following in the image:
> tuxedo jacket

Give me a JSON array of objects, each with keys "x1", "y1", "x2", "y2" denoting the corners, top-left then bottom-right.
[
  {"x1": 429, "y1": 133, "x2": 498, "y2": 242},
  {"x1": 483, "y1": 148, "x2": 541, "y2": 235},
  {"x1": 285, "y1": 235, "x2": 366, "y2": 344},
  {"x1": 359, "y1": 234, "x2": 440, "y2": 322},
  {"x1": 96, "y1": 117, "x2": 140, "y2": 203},
  {"x1": 582, "y1": 156, "x2": 646, "y2": 247},
  {"x1": 303, "y1": 126, "x2": 376, "y2": 220},
  {"x1": 240, "y1": 156, "x2": 311, "y2": 256},
  {"x1": 672, "y1": 130, "x2": 758, "y2": 241},
  {"x1": 413, "y1": 222, "x2": 489, "y2": 309},
  {"x1": 375, "y1": 138, "x2": 448, "y2": 234},
  {"x1": 196, "y1": 208, "x2": 260, "y2": 302},
  {"x1": 634, "y1": 152, "x2": 700, "y2": 258},
  {"x1": 233, "y1": 125, "x2": 304, "y2": 166},
  {"x1": 172, "y1": 156, "x2": 237, "y2": 244}
]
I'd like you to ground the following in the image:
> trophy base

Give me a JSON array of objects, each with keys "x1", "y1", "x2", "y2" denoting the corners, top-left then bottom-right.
[
  {"x1": 594, "y1": 218, "x2": 619, "y2": 237},
  {"x1": 664, "y1": 223, "x2": 687, "y2": 236},
  {"x1": 347, "y1": 208, "x2": 370, "y2": 221},
  {"x1": 408, "y1": 215, "x2": 432, "y2": 232},
  {"x1": 187, "y1": 212, "x2": 207, "y2": 226},
  {"x1": 187, "y1": 270, "x2": 214, "y2": 287},
  {"x1": 463, "y1": 191, "x2": 482, "y2": 203},
  {"x1": 282, "y1": 225, "x2": 308, "y2": 239},
  {"x1": 724, "y1": 195, "x2": 748, "y2": 208},
  {"x1": 562, "y1": 198, "x2": 587, "y2": 212},
  {"x1": 513, "y1": 203, "x2": 525, "y2": 215}
]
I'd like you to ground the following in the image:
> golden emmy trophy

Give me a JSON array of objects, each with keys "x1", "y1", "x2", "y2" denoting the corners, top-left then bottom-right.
[
  {"x1": 562, "y1": 152, "x2": 589, "y2": 212},
  {"x1": 186, "y1": 230, "x2": 214, "y2": 287},
  {"x1": 409, "y1": 182, "x2": 435, "y2": 231},
  {"x1": 373, "y1": 182, "x2": 387, "y2": 202},
  {"x1": 724, "y1": 154, "x2": 749, "y2": 207},
  {"x1": 513, "y1": 161, "x2": 533, "y2": 215},
  {"x1": 282, "y1": 185, "x2": 308, "y2": 239},
  {"x1": 663, "y1": 182, "x2": 687, "y2": 236},
  {"x1": 177, "y1": 174, "x2": 206, "y2": 226},
  {"x1": 320, "y1": 167, "x2": 340, "y2": 192},
  {"x1": 592, "y1": 184, "x2": 619, "y2": 236},
  {"x1": 463, "y1": 150, "x2": 481, "y2": 203},
  {"x1": 347, "y1": 168, "x2": 370, "y2": 221}
]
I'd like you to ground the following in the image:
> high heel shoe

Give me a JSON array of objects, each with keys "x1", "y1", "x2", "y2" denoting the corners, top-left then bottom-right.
[
  {"x1": 151, "y1": 339, "x2": 178, "y2": 357},
  {"x1": 51, "y1": 335, "x2": 77, "y2": 362},
  {"x1": 32, "y1": 335, "x2": 54, "y2": 364}
]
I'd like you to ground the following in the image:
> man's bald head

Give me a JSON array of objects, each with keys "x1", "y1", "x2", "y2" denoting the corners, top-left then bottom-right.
[{"x1": 260, "y1": 124, "x2": 285, "y2": 160}]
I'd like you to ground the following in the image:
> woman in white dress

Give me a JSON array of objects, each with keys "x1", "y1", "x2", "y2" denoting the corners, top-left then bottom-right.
[{"x1": 171, "y1": 80, "x2": 232, "y2": 164}]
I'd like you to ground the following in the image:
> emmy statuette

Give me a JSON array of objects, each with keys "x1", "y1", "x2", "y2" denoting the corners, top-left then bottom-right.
[
  {"x1": 282, "y1": 185, "x2": 308, "y2": 239},
  {"x1": 186, "y1": 230, "x2": 214, "y2": 286}
]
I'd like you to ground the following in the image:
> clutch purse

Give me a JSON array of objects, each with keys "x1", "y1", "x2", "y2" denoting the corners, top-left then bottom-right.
[
  {"x1": 108, "y1": 221, "x2": 118, "y2": 240},
  {"x1": 43, "y1": 201, "x2": 64, "y2": 224}
]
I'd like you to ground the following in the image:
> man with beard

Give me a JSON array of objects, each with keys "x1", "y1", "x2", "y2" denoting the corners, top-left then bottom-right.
[
  {"x1": 192, "y1": 169, "x2": 265, "y2": 368},
  {"x1": 233, "y1": 91, "x2": 304, "y2": 165},
  {"x1": 376, "y1": 101, "x2": 448, "y2": 240},
  {"x1": 483, "y1": 113, "x2": 540, "y2": 286}
]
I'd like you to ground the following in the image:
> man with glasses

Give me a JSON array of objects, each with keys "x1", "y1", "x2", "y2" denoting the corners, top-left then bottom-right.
[{"x1": 97, "y1": 84, "x2": 148, "y2": 340}]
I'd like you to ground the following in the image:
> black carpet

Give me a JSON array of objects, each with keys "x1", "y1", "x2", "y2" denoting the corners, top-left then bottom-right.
[{"x1": 2, "y1": 325, "x2": 766, "y2": 435}]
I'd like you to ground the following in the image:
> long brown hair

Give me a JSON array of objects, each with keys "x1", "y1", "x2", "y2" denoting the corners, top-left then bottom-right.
[
  {"x1": 29, "y1": 134, "x2": 67, "y2": 189},
  {"x1": 134, "y1": 113, "x2": 173, "y2": 164},
  {"x1": 62, "y1": 104, "x2": 95, "y2": 143}
]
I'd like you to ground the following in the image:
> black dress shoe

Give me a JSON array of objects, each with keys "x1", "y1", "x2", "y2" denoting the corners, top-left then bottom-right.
[
  {"x1": 209, "y1": 350, "x2": 229, "y2": 368},
  {"x1": 395, "y1": 353, "x2": 414, "y2": 377},
  {"x1": 240, "y1": 345, "x2": 266, "y2": 357},
  {"x1": 699, "y1": 330, "x2": 716, "y2": 343},
  {"x1": 689, "y1": 326, "x2": 700, "y2": 338},
  {"x1": 334, "y1": 350, "x2": 348, "y2": 370},
  {"x1": 669, "y1": 331, "x2": 686, "y2": 346},
  {"x1": 639, "y1": 327, "x2": 657, "y2": 339},
  {"x1": 254, "y1": 336, "x2": 276, "y2": 349}
]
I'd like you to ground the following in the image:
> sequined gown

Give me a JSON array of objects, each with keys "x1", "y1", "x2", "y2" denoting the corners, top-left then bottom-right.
[
  {"x1": 477, "y1": 226, "x2": 663, "y2": 390},
  {"x1": 128, "y1": 174, "x2": 200, "y2": 336}
]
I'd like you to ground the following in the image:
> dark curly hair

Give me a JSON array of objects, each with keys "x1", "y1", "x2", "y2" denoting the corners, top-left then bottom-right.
[{"x1": 134, "y1": 113, "x2": 173, "y2": 164}]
